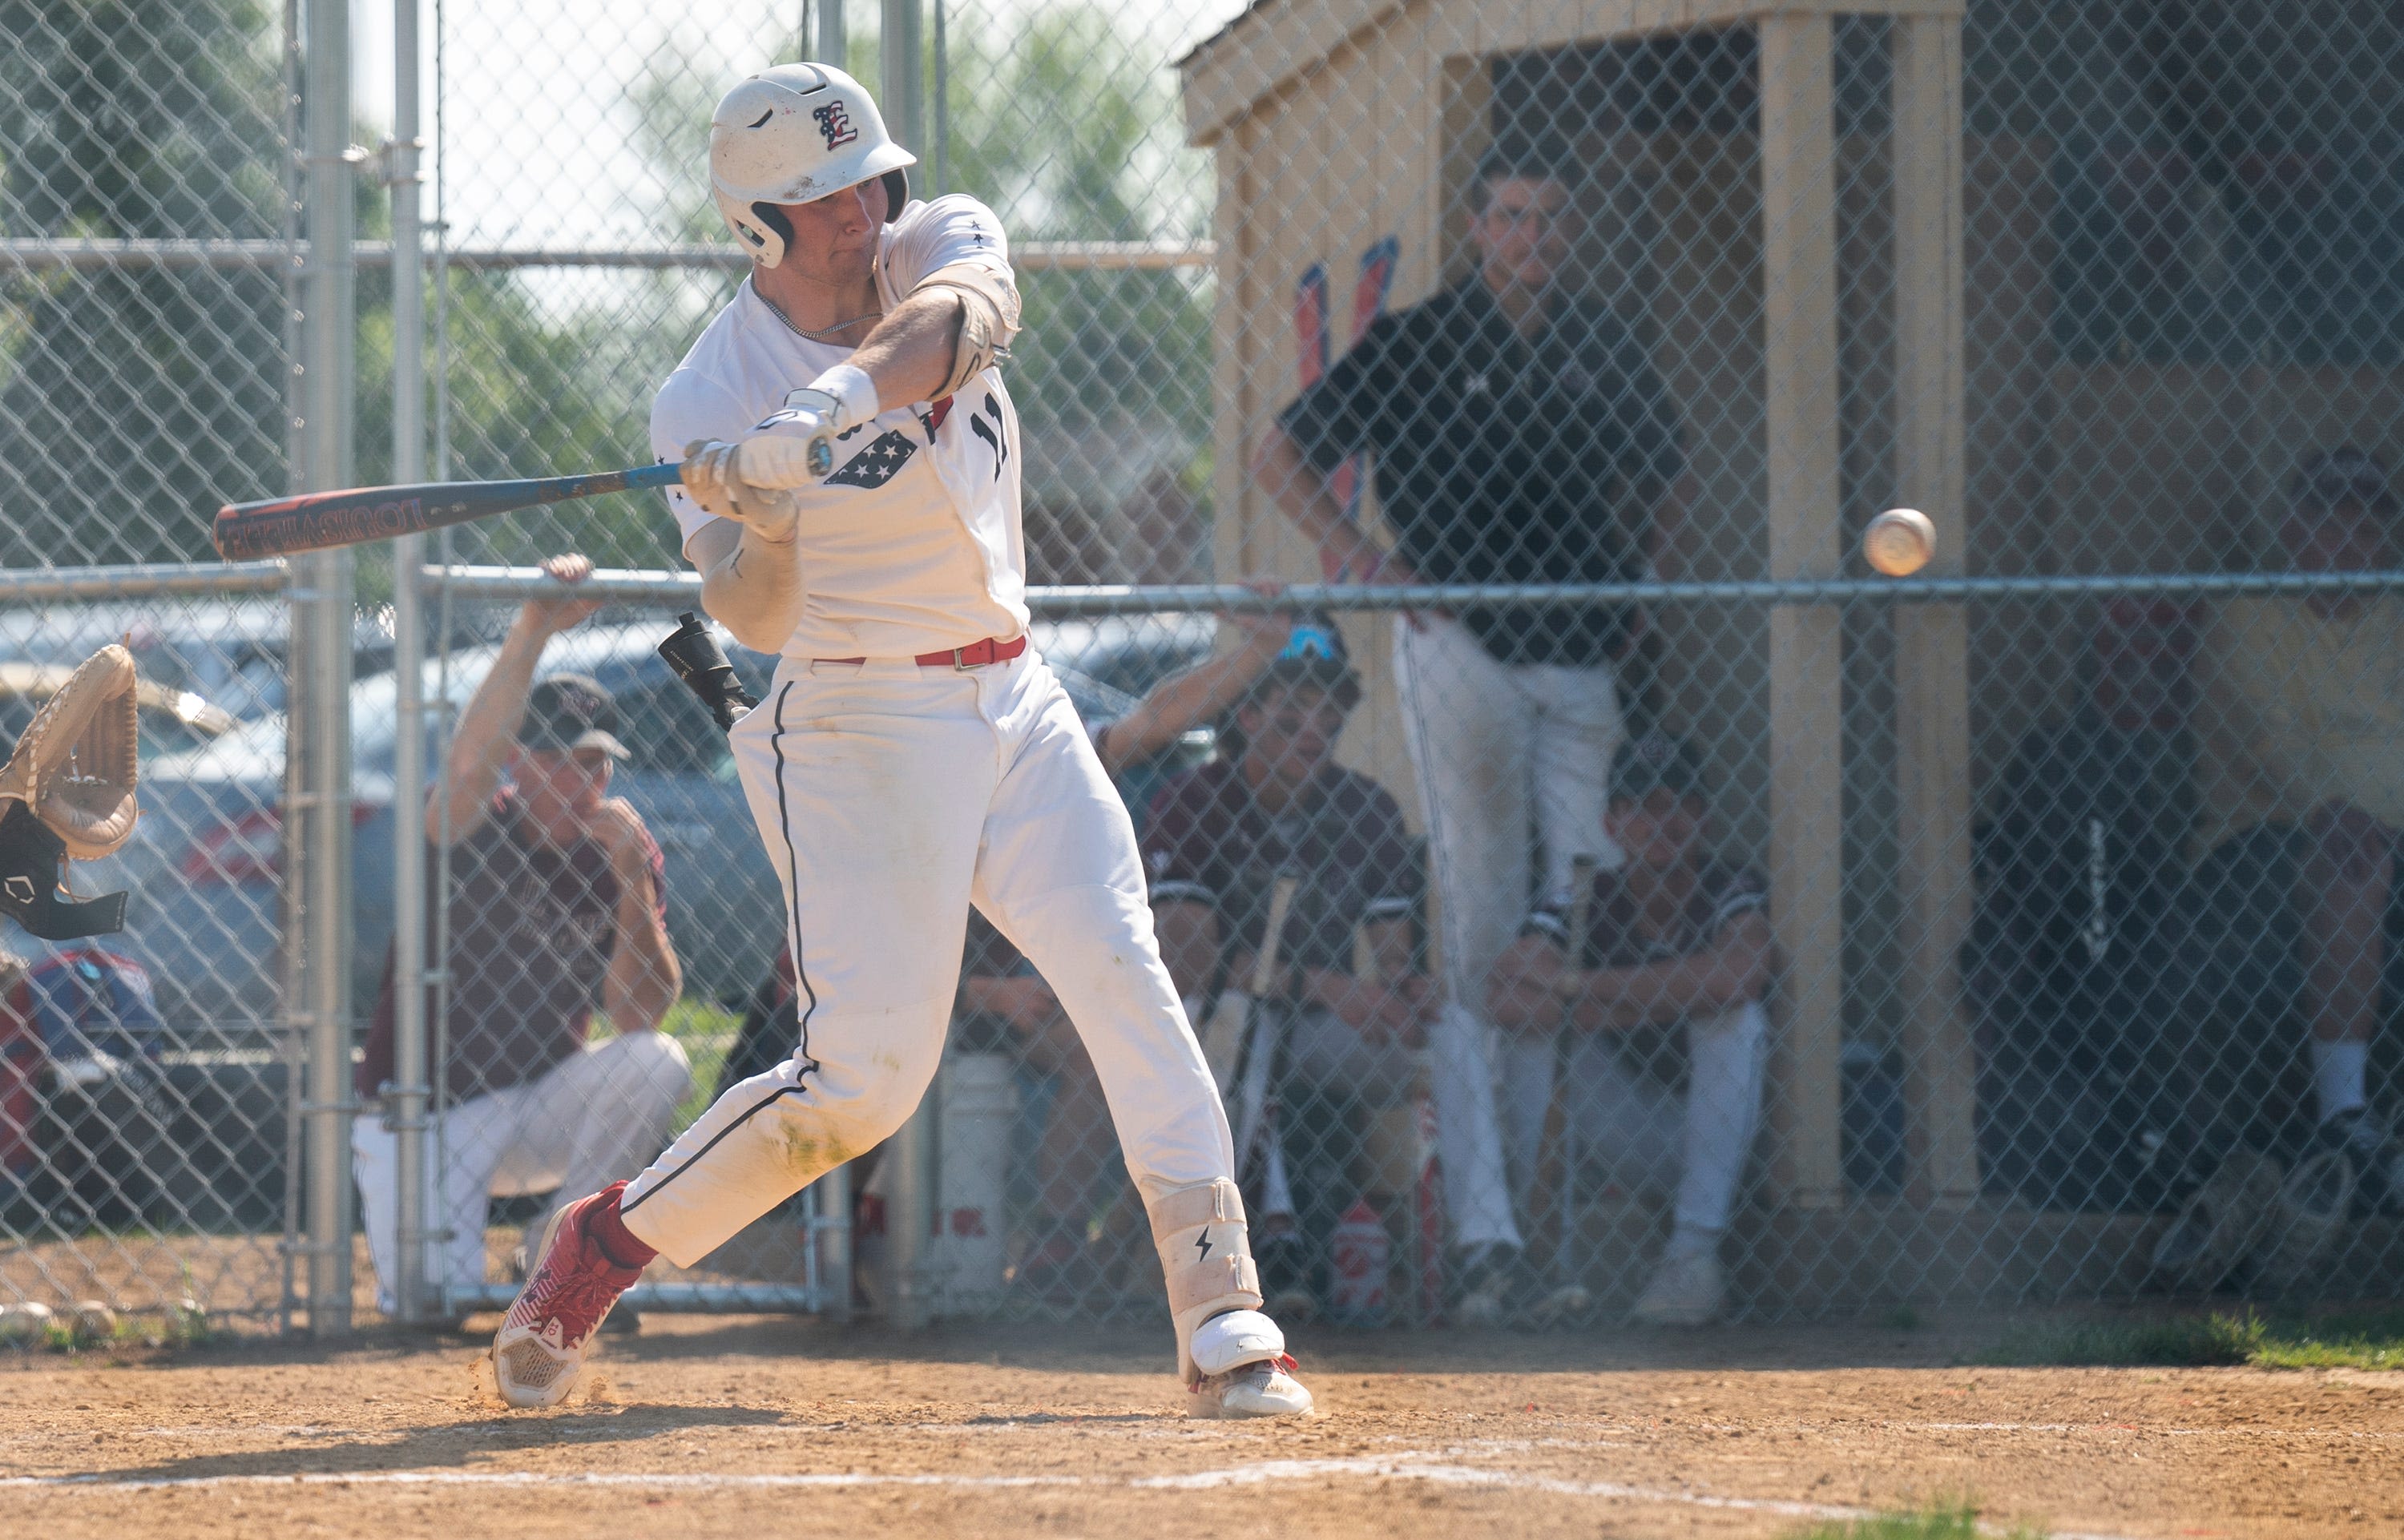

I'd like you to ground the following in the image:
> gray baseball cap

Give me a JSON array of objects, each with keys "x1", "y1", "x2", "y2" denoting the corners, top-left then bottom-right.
[{"x1": 519, "y1": 673, "x2": 630, "y2": 760}]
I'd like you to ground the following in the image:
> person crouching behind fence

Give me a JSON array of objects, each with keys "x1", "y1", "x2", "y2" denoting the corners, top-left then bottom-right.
[
  {"x1": 352, "y1": 554, "x2": 688, "y2": 1322},
  {"x1": 1486, "y1": 734, "x2": 1771, "y2": 1326}
]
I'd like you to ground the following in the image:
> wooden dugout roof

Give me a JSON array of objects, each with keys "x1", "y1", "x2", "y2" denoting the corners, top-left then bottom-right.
[{"x1": 1180, "y1": 0, "x2": 1962, "y2": 147}]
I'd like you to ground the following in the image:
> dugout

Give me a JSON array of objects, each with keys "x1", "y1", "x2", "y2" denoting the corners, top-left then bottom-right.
[
  {"x1": 1180, "y1": 0, "x2": 2404, "y2": 1302},
  {"x1": 1180, "y1": 1, "x2": 1974, "y2": 1239}
]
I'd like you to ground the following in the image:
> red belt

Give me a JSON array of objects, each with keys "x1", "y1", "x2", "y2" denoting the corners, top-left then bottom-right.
[{"x1": 814, "y1": 635, "x2": 1028, "y2": 670}]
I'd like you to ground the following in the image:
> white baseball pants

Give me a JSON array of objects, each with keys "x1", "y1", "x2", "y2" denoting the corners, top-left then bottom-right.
[
  {"x1": 351, "y1": 1029, "x2": 692, "y2": 1315},
  {"x1": 1393, "y1": 615, "x2": 1628, "y2": 1252},
  {"x1": 618, "y1": 652, "x2": 1232, "y2": 1266},
  {"x1": 1493, "y1": 1001, "x2": 1769, "y2": 1235}
]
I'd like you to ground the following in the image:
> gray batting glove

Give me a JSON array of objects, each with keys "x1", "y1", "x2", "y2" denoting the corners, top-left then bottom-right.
[{"x1": 680, "y1": 437, "x2": 801, "y2": 541}]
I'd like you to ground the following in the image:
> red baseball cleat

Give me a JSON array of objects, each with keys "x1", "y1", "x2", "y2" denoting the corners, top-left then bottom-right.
[{"x1": 491, "y1": 1182, "x2": 647, "y2": 1409}]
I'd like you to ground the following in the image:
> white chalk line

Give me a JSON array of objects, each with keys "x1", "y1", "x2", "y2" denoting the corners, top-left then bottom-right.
[
  {"x1": 0, "y1": 1450, "x2": 2147, "y2": 1539},
  {"x1": 1898, "y1": 1421, "x2": 2404, "y2": 1440}
]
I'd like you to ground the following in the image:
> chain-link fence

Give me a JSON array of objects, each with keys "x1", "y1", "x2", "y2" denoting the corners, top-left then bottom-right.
[
  {"x1": 0, "y1": 0, "x2": 315, "y2": 1343},
  {"x1": 9, "y1": 0, "x2": 2404, "y2": 1343}
]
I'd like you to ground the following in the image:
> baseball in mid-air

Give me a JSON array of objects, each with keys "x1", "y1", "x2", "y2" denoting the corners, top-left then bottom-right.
[{"x1": 1864, "y1": 507, "x2": 1936, "y2": 576}]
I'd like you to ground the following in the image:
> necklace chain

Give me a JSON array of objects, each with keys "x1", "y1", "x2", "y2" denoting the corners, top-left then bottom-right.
[{"x1": 759, "y1": 284, "x2": 881, "y2": 344}]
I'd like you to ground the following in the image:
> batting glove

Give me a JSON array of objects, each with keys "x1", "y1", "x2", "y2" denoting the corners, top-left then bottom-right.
[
  {"x1": 680, "y1": 438, "x2": 801, "y2": 541},
  {"x1": 742, "y1": 363, "x2": 882, "y2": 489}
]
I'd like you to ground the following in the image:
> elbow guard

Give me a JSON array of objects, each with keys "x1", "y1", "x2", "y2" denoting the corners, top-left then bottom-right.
[{"x1": 916, "y1": 260, "x2": 1021, "y2": 398}]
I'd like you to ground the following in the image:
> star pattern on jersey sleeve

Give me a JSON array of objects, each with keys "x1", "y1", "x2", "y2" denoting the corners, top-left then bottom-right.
[{"x1": 824, "y1": 427, "x2": 922, "y2": 489}]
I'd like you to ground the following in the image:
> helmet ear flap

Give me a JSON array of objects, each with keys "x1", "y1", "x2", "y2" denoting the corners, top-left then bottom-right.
[
  {"x1": 749, "y1": 200, "x2": 796, "y2": 252},
  {"x1": 881, "y1": 168, "x2": 908, "y2": 219}
]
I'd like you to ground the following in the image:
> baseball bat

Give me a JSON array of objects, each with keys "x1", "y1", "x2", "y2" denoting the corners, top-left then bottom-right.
[
  {"x1": 1224, "y1": 871, "x2": 1302, "y2": 1170},
  {"x1": 1539, "y1": 854, "x2": 1602, "y2": 1306},
  {"x1": 212, "y1": 462, "x2": 684, "y2": 561},
  {"x1": 1197, "y1": 871, "x2": 1301, "y2": 1099}
]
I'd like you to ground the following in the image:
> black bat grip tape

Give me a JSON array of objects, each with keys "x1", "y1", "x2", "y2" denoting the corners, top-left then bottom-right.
[{"x1": 658, "y1": 611, "x2": 758, "y2": 733}]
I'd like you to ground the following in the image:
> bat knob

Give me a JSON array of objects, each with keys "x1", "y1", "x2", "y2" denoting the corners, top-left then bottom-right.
[{"x1": 807, "y1": 435, "x2": 833, "y2": 478}]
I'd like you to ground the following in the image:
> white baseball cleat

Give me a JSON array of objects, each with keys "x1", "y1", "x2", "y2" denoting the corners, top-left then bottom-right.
[
  {"x1": 1184, "y1": 1308, "x2": 1315, "y2": 1419},
  {"x1": 1190, "y1": 1356, "x2": 1316, "y2": 1419},
  {"x1": 490, "y1": 1182, "x2": 645, "y2": 1409},
  {"x1": 1629, "y1": 1249, "x2": 1726, "y2": 1327}
]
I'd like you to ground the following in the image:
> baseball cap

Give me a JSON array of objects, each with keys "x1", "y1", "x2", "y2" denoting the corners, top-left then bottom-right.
[
  {"x1": 2291, "y1": 446, "x2": 2397, "y2": 514},
  {"x1": 519, "y1": 674, "x2": 630, "y2": 760},
  {"x1": 1247, "y1": 614, "x2": 1362, "y2": 710},
  {"x1": 1610, "y1": 732, "x2": 1707, "y2": 804}
]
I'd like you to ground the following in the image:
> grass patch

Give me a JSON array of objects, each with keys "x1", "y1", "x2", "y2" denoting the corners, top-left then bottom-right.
[
  {"x1": 2245, "y1": 1308, "x2": 2404, "y2": 1369},
  {"x1": 1977, "y1": 1308, "x2": 2404, "y2": 1371},
  {"x1": 1982, "y1": 1312, "x2": 2261, "y2": 1369},
  {"x1": 1787, "y1": 1503, "x2": 2044, "y2": 1539},
  {"x1": 654, "y1": 995, "x2": 742, "y2": 1129}
]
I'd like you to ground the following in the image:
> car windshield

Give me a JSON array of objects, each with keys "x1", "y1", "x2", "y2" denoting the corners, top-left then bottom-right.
[
  {"x1": 141, "y1": 623, "x2": 780, "y2": 785},
  {"x1": 0, "y1": 695, "x2": 222, "y2": 763}
]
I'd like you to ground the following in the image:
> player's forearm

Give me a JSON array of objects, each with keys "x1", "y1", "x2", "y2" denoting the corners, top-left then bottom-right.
[
  {"x1": 1097, "y1": 639, "x2": 1285, "y2": 773},
  {"x1": 1487, "y1": 972, "x2": 1559, "y2": 1031},
  {"x1": 1253, "y1": 427, "x2": 1359, "y2": 557},
  {"x1": 1569, "y1": 927, "x2": 1772, "y2": 1030},
  {"x1": 847, "y1": 288, "x2": 967, "y2": 408},
  {"x1": 692, "y1": 518, "x2": 807, "y2": 655},
  {"x1": 603, "y1": 888, "x2": 681, "y2": 1034},
  {"x1": 438, "y1": 613, "x2": 548, "y2": 835},
  {"x1": 1361, "y1": 916, "x2": 1415, "y2": 980}
]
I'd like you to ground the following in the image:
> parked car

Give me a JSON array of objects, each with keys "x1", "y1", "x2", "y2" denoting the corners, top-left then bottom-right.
[
  {"x1": 0, "y1": 660, "x2": 236, "y2": 757},
  {"x1": 0, "y1": 599, "x2": 393, "y2": 721},
  {"x1": 123, "y1": 624, "x2": 772, "y2": 1028},
  {"x1": 113, "y1": 611, "x2": 1220, "y2": 1031}
]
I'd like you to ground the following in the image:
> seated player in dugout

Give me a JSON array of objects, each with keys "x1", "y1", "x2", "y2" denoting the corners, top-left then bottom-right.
[
  {"x1": 1486, "y1": 734, "x2": 1772, "y2": 1327},
  {"x1": 353, "y1": 554, "x2": 689, "y2": 1323},
  {"x1": 1140, "y1": 620, "x2": 1439, "y2": 1320},
  {"x1": 2190, "y1": 446, "x2": 2404, "y2": 1211}
]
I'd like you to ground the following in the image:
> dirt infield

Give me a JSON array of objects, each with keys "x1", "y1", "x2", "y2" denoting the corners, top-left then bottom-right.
[{"x1": 2, "y1": 1312, "x2": 2399, "y2": 1538}]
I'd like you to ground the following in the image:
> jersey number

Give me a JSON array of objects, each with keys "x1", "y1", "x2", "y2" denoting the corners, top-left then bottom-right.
[{"x1": 967, "y1": 393, "x2": 1008, "y2": 482}]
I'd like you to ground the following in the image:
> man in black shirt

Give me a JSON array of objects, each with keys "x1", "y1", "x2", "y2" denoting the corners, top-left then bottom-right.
[{"x1": 1253, "y1": 135, "x2": 1688, "y2": 1287}]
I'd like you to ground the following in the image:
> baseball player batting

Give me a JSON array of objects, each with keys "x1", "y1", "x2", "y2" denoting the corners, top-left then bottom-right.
[{"x1": 491, "y1": 62, "x2": 1312, "y2": 1420}]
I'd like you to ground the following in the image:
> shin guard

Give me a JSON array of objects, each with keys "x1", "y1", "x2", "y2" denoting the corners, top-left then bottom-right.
[{"x1": 1147, "y1": 1177, "x2": 1262, "y2": 1385}]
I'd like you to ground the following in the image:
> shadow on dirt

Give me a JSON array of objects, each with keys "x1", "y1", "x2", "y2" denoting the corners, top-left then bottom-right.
[
  {"x1": 149, "y1": 1303, "x2": 2305, "y2": 1384},
  {"x1": 93, "y1": 1402, "x2": 789, "y2": 1485}
]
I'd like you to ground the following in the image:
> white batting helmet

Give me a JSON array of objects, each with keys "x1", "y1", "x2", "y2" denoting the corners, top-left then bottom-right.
[{"x1": 710, "y1": 63, "x2": 915, "y2": 268}]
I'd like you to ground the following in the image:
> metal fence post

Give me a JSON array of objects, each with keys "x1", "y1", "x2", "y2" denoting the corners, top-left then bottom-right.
[
  {"x1": 881, "y1": 0, "x2": 922, "y2": 155},
  {"x1": 385, "y1": 0, "x2": 431, "y2": 1326},
  {"x1": 877, "y1": 0, "x2": 937, "y2": 1330},
  {"x1": 817, "y1": 0, "x2": 845, "y2": 69},
  {"x1": 296, "y1": 0, "x2": 359, "y2": 1337}
]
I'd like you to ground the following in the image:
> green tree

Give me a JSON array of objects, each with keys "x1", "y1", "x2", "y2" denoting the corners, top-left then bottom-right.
[
  {"x1": 628, "y1": 9, "x2": 1217, "y2": 583},
  {"x1": 938, "y1": 6, "x2": 1216, "y2": 582},
  {"x1": 0, "y1": 0, "x2": 289, "y2": 566}
]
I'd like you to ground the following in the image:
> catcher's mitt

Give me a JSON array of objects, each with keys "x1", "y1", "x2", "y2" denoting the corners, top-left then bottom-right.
[{"x1": 0, "y1": 643, "x2": 139, "y2": 940}]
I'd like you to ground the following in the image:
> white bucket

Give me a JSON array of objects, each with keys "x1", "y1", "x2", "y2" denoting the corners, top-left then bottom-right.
[{"x1": 928, "y1": 1051, "x2": 1017, "y2": 1315}]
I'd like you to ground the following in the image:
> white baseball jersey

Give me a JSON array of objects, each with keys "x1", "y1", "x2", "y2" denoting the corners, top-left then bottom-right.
[
  {"x1": 619, "y1": 194, "x2": 1269, "y2": 1389},
  {"x1": 650, "y1": 194, "x2": 1027, "y2": 662}
]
